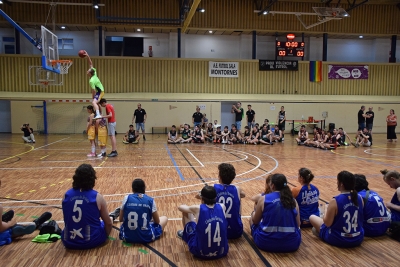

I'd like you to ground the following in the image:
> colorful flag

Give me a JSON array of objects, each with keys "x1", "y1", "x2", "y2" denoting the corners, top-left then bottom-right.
[{"x1": 309, "y1": 61, "x2": 322, "y2": 82}]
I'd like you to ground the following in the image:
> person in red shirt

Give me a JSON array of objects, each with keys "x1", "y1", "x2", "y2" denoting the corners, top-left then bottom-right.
[{"x1": 99, "y1": 99, "x2": 118, "y2": 157}]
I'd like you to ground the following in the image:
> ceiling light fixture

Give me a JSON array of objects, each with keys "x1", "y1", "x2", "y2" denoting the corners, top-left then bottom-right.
[
  {"x1": 137, "y1": 29, "x2": 141, "y2": 32},
  {"x1": 61, "y1": 26, "x2": 66, "y2": 29},
  {"x1": 359, "y1": 35, "x2": 363, "y2": 39},
  {"x1": 208, "y1": 30, "x2": 213, "y2": 33},
  {"x1": 263, "y1": 10, "x2": 269, "y2": 15}
]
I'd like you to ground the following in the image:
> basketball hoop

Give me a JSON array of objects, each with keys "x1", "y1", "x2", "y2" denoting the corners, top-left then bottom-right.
[{"x1": 50, "y1": 60, "x2": 73, "y2": 74}]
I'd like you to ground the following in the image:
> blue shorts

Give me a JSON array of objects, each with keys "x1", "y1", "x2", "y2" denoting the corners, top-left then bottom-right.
[
  {"x1": 193, "y1": 122, "x2": 202, "y2": 128},
  {"x1": 319, "y1": 224, "x2": 363, "y2": 248},
  {"x1": 62, "y1": 220, "x2": 108, "y2": 250},
  {"x1": 120, "y1": 222, "x2": 163, "y2": 243},
  {"x1": 93, "y1": 91, "x2": 104, "y2": 101},
  {"x1": 235, "y1": 121, "x2": 242, "y2": 131},
  {"x1": 0, "y1": 229, "x2": 12, "y2": 246},
  {"x1": 251, "y1": 223, "x2": 301, "y2": 252},
  {"x1": 136, "y1": 123, "x2": 145, "y2": 132}
]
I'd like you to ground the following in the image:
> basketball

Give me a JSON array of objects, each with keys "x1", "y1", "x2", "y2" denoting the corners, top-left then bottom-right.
[{"x1": 78, "y1": 50, "x2": 86, "y2": 58}]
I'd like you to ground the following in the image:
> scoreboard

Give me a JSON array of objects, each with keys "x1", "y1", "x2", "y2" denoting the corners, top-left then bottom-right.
[{"x1": 276, "y1": 41, "x2": 305, "y2": 57}]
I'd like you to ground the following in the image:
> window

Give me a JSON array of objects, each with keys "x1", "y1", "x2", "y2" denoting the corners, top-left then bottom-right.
[
  {"x1": 2, "y1": 37, "x2": 15, "y2": 54},
  {"x1": 58, "y1": 38, "x2": 74, "y2": 50}
]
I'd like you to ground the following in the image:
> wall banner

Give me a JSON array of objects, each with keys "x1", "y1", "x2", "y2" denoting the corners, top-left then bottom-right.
[
  {"x1": 209, "y1": 61, "x2": 239, "y2": 78},
  {"x1": 328, "y1": 65, "x2": 368, "y2": 79}
]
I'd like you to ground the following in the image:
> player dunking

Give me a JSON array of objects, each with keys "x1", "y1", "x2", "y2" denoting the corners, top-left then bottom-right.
[{"x1": 83, "y1": 51, "x2": 104, "y2": 120}]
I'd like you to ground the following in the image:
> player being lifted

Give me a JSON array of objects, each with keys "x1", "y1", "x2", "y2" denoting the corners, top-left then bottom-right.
[{"x1": 82, "y1": 50, "x2": 104, "y2": 120}]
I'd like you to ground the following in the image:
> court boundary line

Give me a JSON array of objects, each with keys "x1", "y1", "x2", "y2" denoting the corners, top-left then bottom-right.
[
  {"x1": 186, "y1": 149, "x2": 204, "y2": 167},
  {"x1": 165, "y1": 144, "x2": 185, "y2": 181}
]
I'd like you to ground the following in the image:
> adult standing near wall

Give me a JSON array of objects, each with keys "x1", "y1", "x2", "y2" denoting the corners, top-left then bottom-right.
[
  {"x1": 246, "y1": 105, "x2": 256, "y2": 129},
  {"x1": 386, "y1": 109, "x2": 397, "y2": 142},
  {"x1": 192, "y1": 106, "x2": 203, "y2": 128},
  {"x1": 365, "y1": 107, "x2": 374, "y2": 133},
  {"x1": 276, "y1": 106, "x2": 286, "y2": 141},
  {"x1": 99, "y1": 99, "x2": 118, "y2": 157},
  {"x1": 231, "y1": 102, "x2": 244, "y2": 131},
  {"x1": 132, "y1": 103, "x2": 147, "y2": 141},
  {"x1": 358, "y1": 106, "x2": 368, "y2": 131}
]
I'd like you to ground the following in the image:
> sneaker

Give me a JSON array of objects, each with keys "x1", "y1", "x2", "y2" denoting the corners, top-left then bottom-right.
[
  {"x1": 122, "y1": 140, "x2": 129, "y2": 144},
  {"x1": 177, "y1": 230, "x2": 183, "y2": 239},
  {"x1": 270, "y1": 142, "x2": 274, "y2": 145},
  {"x1": 33, "y1": 212, "x2": 52, "y2": 229},
  {"x1": 143, "y1": 136, "x2": 146, "y2": 141},
  {"x1": 97, "y1": 152, "x2": 106, "y2": 158},
  {"x1": 281, "y1": 138, "x2": 284, "y2": 141},
  {"x1": 109, "y1": 207, "x2": 121, "y2": 221},
  {"x1": 94, "y1": 114, "x2": 102, "y2": 120},
  {"x1": 12, "y1": 223, "x2": 36, "y2": 237},
  {"x1": 2, "y1": 210, "x2": 14, "y2": 222},
  {"x1": 107, "y1": 151, "x2": 118, "y2": 157},
  {"x1": 32, "y1": 140, "x2": 36, "y2": 143},
  {"x1": 87, "y1": 153, "x2": 96, "y2": 157}
]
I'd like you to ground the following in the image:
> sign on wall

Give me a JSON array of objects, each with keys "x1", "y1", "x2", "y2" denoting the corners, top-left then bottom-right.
[
  {"x1": 259, "y1": 60, "x2": 298, "y2": 71},
  {"x1": 209, "y1": 61, "x2": 239, "y2": 78},
  {"x1": 328, "y1": 65, "x2": 368, "y2": 79}
]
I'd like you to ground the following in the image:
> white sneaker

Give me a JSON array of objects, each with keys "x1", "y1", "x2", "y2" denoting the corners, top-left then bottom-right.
[
  {"x1": 97, "y1": 152, "x2": 106, "y2": 158},
  {"x1": 94, "y1": 114, "x2": 102, "y2": 120}
]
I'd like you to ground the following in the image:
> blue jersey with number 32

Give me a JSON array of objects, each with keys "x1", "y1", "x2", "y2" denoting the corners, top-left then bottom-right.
[
  {"x1": 120, "y1": 194, "x2": 155, "y2": 243},
  {"x1": 214, "y1": 184, "x2": 243, "y2": 239},
  {"x1": 195, "y1": 204, "x2": 229, "y2": 259},
  {"x1": 62, "y1": 188, "x2": 107, "y2": 249}
]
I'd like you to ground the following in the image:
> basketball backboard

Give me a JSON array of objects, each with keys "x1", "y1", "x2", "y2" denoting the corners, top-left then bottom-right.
[
  {"x1": 41, "y1": 26, "x2": 60, "y2": 74},
  {"x1": 29, "y1": 66, "x2": 63, "y2": 87},
  {"x1": 312, "y1": 7, "x2": 350, "y2": 18}
]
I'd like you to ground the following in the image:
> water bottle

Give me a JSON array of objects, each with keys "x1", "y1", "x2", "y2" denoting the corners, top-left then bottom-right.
[
  {"x1": 301, "y1": 115, "x2": 304, "y2": 122},
  {"x1": 319, "y1": 203, "x2": 325, "y2": 218}
]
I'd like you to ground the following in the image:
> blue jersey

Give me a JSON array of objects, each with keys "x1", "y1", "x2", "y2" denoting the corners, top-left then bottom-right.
[
  {"x1": 120, "y1": 193, "x2": 157, "y2": 243},
  {"x1": 214, "y1": 184, "x2": 243, "y2": 239},
  {"x1": 194, "y1": 204, "x2": 229, "y2": 259},
  {"x1": 390, "y1": 191, "x2": 400, "y2": 222},
  {"x1": 62, "y1": 188, "x2": 107, "y2": 249},
  {"x1": 295, "y1": 184, "x2": 320, "y2": 222},
  {"x1": 252, "y1": 192, "x2": 301, "y2": 252},
  {"x1": 320, "y1": 193, "x2": 364, "y2": 247},
  {"x1": 358, "y1": 190, "x2": 390, "y2": 237}
]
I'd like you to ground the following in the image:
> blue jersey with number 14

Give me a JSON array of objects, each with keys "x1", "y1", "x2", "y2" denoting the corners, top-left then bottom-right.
[
  {"x1": 195, "y1": 204, "x2": 229, "y2": 259},
  {"x1": 214, "y1": 184, "x2": 243, "y2": 239}
]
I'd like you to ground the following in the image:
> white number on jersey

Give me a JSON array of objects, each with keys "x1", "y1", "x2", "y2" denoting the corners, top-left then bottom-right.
[
  {"x1": 218, "y1": 196, "x2": 233, "y2": 218},
  {"x1": 127, "y1": 212, "x2": 148, "y2": 230},
  {"x1": 373, "y1": 195, "x2": 385, "y2": 216},
  {"x1": 72, "y1": 199, "x2": 83, "y2": 223},
  {"x1": 342, "y1": 210, "x2": 358, "y2": 233},
  {"x1": 205, "y1": 222, "x2": 221, "y2": 248}
]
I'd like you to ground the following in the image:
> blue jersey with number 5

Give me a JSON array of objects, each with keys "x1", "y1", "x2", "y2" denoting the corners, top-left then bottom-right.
[
  {"x1": 120, "y1": 194, "x2": 155, "y2": 243},
  {"x1": 62, "y1": 188, "x2": 107, "y2": 249},
  {"x1": 214, "y1": 184, "x2": 243, "y2": 239},
  {"x1": 195, "y1": 204, "x2": 229, "y2": 259},
  {"x1": 321, "y1": 193, "x2": 364, "y2": 247}
]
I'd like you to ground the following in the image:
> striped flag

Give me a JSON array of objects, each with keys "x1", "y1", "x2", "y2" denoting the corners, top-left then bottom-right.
[{"x1": 309, "y1": 61, "x2": 322, "y2": 82}]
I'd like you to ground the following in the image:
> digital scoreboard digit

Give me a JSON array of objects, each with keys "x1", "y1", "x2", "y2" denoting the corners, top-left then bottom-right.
[{"x1": 276, "y1": 41, "x2": 305, "y2": 57}]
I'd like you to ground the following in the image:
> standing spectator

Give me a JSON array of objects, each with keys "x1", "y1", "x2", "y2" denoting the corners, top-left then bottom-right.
[
  {"x1": 132, "y1": 103, "x2": 147, "y2": 141},
  {"x1": 365, "y1": 107, "x2": 374, "y2": 133},
  {"x1": 357, "y1": 106, "x2": 368, "y2": 131},
  {"x1": 192, "y1": 107, "x2": 203, "y2": 128},
  {"x1": 246, "y1": 105, "x2": 256, "y2": 129},
  {"x1": 276, "y1": 106, "x2": 286, "y2": 141},
  {"x1": 202, "y1": 113, "x2": 209, "y2": 129},
  {"x1": 21, "y1": 123, "x2": 35, "y2": 143},
  {"x1": 231, "y1": 102, "x2": 244, "y2": 131},
  {"x1": 99, "y1": 99, "x2": 118, "y2": 157},
  {"x1": 386, "y1": 109, "x2": 397, "y2": 142}
]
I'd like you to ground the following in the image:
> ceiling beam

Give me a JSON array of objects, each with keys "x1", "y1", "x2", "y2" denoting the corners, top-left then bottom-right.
[
  {"x1": 182, "y1": 0, "x2": 201, "y2": 33},
  {"x1": 6, "y1": 0, "x2": 105, "y2": 6}
]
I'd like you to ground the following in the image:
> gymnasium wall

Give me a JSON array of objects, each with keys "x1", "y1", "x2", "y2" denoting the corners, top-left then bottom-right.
[
  {"x1": 8, "y1": 96, "x2": 400, "y2": 135},
  {"x1": 0, "y1": 55, "x2": 399, "y2": 95}
]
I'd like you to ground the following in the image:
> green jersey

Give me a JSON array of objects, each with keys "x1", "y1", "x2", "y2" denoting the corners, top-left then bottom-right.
[{"x1": 89, "y1": 68, "x2": 104, "y2": 92}]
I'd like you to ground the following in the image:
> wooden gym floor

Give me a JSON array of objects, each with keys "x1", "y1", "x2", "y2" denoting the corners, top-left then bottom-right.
[{"x1": 0, "y1": 133, "x2": 399, "y2": 267}]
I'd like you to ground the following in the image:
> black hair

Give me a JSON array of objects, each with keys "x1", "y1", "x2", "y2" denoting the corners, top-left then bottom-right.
[
  {"x1": 72, "y1": 164, "x2": 96, "y2": 191},
  {"x1": 86, "y1": 105, "x2": 95, "y2": 113},
  {"x1": 248, "y1": 104, "x2": 251, "y2": 107},
  {"x1": 337, "y1": 171, "x2": 358, "y2": 207},
  {"x1": 99, "y1": 98, "x2": 107, "y2": 104},
  {"x1": 129, "y1": 124, "x2": 133, "y2": 127},
  {"x1": 218, "y1": 163, "x2": 236, "y2": 185},
  {"x1": 354, "y1": 174, "x2": 369, "y2": 192},
  {"x1": 201, "y1": 185, "x2": 217, "y2": 205},
  {"x1": 244, "y1": 126, "x2": 249, "y2": 129},
  {"x1": 172, "y1": 125, "x2": 176, "y2": 128},
  {"x1": 132, "y1": 178, "x2": 146, "y2": 194},
  {"x1": 224, "y1": 126, "x2": 228, "y2": 129},
  {"x1": 270, "y1": 173, "x2": 296, "y2": 209},
  {"x1": 361, "y1": 105, "x2": 365, "y2": 109},
  {"x1": 298, "y1": 167, "x2": 315, "y2": 184},
  {"x1": 89, "y1": 68, "x2": 95, "y2": 76},
  {"x1": 391, "y1": 109, "x2": 395, "y2": 114}
]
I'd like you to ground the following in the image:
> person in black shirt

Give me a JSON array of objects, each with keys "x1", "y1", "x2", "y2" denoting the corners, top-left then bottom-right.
[
  {"x1": 132, "y1": 103, "x2": 147, "y2": 141},
  {"x1": 276, "y1": 106, "x2": 286, "y2": 141},
  {"x1": 21, "y1": 123, "x2": 35, "y2": 143},
  {"x1": 192, "y1": 107, "x2": 203, "y2": 128},
  {"x1": 246, "y1": 105, "x2": 256, "y2": 129},
  {"x1": 357, "y1": 106, "x2": 368, "y2": 131},
  {"x1": 366, "y1": 107, "x2": 374, "y2": 132},
  {"x1": 355, "y1": 127, "x2": 371, "y2": 147},
  {"x1": 231, "y1": 102, "x2": 244, "y2": 131},
  {"x1": 123, "y1": 125, "x2": 140, "y2": 144}
]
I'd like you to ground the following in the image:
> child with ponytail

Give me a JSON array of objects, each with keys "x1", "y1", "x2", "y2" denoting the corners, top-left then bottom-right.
[
  {"x1": 250, "y1": 173, "x2": 301, "y2": 252},
  {"x1": 310, "y1": 171, "x2": 364, "y2": 248},
  {"x1": 292, "y1": 168, "x2": 320, "y2": 228},
  {"x1": 381, "y1": 169, "x2": 400, "y2": 239}
]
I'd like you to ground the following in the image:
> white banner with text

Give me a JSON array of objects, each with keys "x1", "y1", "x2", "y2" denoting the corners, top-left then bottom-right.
[{"x1": 209, "y1": 61, "x2": 239, "y2": 78}]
